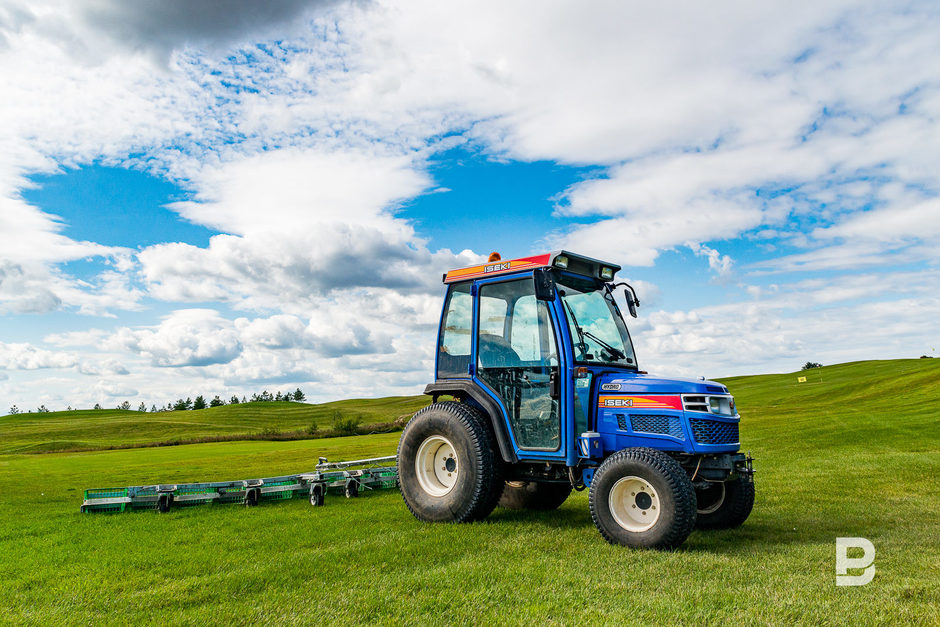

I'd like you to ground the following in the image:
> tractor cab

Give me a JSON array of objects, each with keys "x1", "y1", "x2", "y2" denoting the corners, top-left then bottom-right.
[
  {"x1": 430, "y1": 251, "x2": 638, "y2": 465},
  {"x1": 398, "y1": 251, "x2": 755, "y2": 549}
]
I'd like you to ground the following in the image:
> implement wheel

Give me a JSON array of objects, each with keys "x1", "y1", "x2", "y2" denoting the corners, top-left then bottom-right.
[
  {"x1": 398, "y1": 402, "x2": 502, "y2": 523},
  {"x1": 498, "y1": 481, "x2": 571, "y2": 510},
  {"x1": 309, "y1": 484, "x2": 325, "y2": 507},
  {"x1": 589, "y1": 448, "x2": 696, "y2": 549},
  {"x1": 695, "y1": 476, "x2": 755, "y2": 529}
]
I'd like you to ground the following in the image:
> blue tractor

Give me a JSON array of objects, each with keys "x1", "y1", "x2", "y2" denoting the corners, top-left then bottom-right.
[{"x1": 397, "y1": 251, "x2": 754, "y2": 549}]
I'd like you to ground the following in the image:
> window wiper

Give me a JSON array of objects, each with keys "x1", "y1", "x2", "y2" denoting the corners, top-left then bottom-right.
[
  {"x1": 582, "y1": 330, "x2": 626, "y2": 360},
  {"x1": 562, "y1": 298, "x2": 588, "y2": 356}
]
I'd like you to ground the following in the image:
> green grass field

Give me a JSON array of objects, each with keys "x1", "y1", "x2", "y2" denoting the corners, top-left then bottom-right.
[
  {"x1": 1, "y1": 359, "x2": 938, "y2": 624},
  {"x1": 0, "y1": 396, "x2": 430, "y2": 454}
]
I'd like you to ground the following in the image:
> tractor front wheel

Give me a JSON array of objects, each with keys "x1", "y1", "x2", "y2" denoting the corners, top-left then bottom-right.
[
  {"x1": 398, "y1": 402, "x2": 502, "y2": 523},
  {"x1": 589, "y1": 448, "x2": 697, "y2": 549},
  {"x1": 695, "y1": 476, "x2": 755, "y2": 529},
  {"x1": 498, "y1": 481, "x2": 571, "y2": 510}
]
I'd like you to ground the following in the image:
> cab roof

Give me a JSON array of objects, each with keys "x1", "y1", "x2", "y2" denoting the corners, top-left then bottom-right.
[{"x1": 443, "y1": 250, "x2": 621, "y2": 284}]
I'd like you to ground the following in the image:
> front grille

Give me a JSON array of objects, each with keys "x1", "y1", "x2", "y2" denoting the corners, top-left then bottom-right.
[
  {"x1": 689, "y1": 418, "x2": 739, "y2": 445},
  {"x1": 617, "y1": 413, "x2": 685, "y2": 440},
  {"x1": 683, "y1": 395, "x2": 708, "y2": 412}
]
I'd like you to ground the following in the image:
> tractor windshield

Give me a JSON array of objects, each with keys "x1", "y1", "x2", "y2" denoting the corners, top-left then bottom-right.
[{"x1": 557, "y1": 274, "x2": 637, "y2": 368}]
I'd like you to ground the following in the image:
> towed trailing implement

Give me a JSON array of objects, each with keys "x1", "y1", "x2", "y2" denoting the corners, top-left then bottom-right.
[{"x1": 81, "y1": 456, "x2": 397, "y2": 513}]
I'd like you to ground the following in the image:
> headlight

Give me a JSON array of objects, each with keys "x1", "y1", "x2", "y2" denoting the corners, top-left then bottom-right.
[
  {"x1": 682, "y1": 394, "x2": 737, "y2": 416},
  {"x1": 554, "y1": 255, "x2": 569, "y2": 269}
]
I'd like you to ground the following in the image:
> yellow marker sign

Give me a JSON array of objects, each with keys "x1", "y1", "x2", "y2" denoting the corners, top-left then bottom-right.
[{"x1": 797, "y1": 376, "x2": 807, "y2": 383}]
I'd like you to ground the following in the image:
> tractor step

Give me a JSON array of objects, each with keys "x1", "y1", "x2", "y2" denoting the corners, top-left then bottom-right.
[{"x1": 80, "y1": 455, "x2": 398, "y2": 513}]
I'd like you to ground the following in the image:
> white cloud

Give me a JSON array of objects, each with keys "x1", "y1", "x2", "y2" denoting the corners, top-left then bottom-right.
[
  {"x1": 137, "y1": 148, "x2": 479, "y2": 311},
  {"x1": 77, "y1": 358, "x2": 129, "y2": 376},
  {"x1": 0, "y1": 342, "x2": 78, "y2": 370},
  {"x1": 111, "y1": 309, "x2": 243, "y2": 367},
  {"x1": 688, "y1": 243, "x2": 734, "y2": 280}
]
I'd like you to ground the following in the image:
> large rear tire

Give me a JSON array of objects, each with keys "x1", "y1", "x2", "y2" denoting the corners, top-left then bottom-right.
[
  {"x1": 398, "y1": 402, "x2": 502, "y2": 523},
  {"x1": 589, "y1": 448, "x2": 696, "y2": 549},
  {"x1": 695, "y1": 476, "x2": 755, "y2": 529},
  {"x1": 498, "y1": 481, "x2": 571, "y2": 510}
]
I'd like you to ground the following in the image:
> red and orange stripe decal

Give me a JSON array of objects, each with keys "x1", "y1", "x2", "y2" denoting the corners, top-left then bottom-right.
[
  {"x1": 597, "y1": 395, "x2": 683, "y2": 411},
  {"x1": 444, "y1": 254, "x2": 552, "y2": 284}
]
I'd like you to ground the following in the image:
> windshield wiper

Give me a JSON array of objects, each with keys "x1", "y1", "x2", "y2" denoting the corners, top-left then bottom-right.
[
  {"x1": 564, "y1": 298, "x2": 625, "y2": 361},
  {"x1": 582, "y1": 330, "x2": 626, "y2": 360},
  {"x1": 562, "y1": 298, "x2": 588, "y2": 356}
]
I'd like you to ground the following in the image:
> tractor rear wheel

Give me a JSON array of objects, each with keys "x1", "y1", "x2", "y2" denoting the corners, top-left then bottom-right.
[
  {"x1": 498, "y1": 481, "x2": 571, "y2": 510},
  {"x1": 694, "y1": 476, "x2": 755, "y2": 529},
  {"x1": 589, "y1": 448, "x2": 697, "y2": 549},
  {"x1": 398, "y1": 402, "x2": 502, "y2": 523}
]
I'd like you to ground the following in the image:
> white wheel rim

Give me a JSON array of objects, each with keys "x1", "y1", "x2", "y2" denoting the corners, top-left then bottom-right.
[
  {"x1": 609, "y1": 476, "x2": 661, "y2": 532},
  {"x1": 415, "y1": 435, "x2": 459, "y2": 497},
  {"x1": 697, "y1": 482, "x2": 725, "y2": 515}
]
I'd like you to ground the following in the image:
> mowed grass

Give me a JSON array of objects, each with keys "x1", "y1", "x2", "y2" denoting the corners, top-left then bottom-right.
[
  {"x1": 0, "y1": 396, "x2": 430, "y2": 454},
  {"x1": 0, "y1": 359, "x2": 938, "y2": 624}
]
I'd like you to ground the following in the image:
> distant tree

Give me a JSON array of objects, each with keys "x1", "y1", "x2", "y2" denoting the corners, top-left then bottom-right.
[
  {"x1": 209, "y1": 395, "x2": 224, "y2": 407},
  {"x1": 229, "y1": 395, "x2": 240, "y2": 405},
  {"x1": 193, "y1": 395, "x2": 207, "y2": 410},
  {"x1": 801, "y1": 362, "x2": 822, "y2": 370},
  {"x1": 331, "y1": 410, "x2": 361, "y2": 435},
  {"x1": 150, "y1": 404, "x2": 157, "y2": 413},
  {"x1": 94, "y1": 403, "x2": 102, "y2": 410},
  {"x1": 67, "y1": 406, "x2": 73, "y2": 411},
  {"x1": 117, "y1": 401, "x2": 131, "y2": 411},
  {"x1": 37, "y1": 405, "x2": 50, "y2": 413},
  {"x1": 241, "y1": 396, "x2": 247, "y2": 403},
  {"x1": 275, "y1": 391, "x2": 283, "y2": 402},
  {"x1": 138, "y1": 402, "x2": 147, "y2": 412},
  {"x1": 292, "y1": 388, "x2": 306, "y2": 402},
  {"x1": 9, "y1": 405, "x2": 19, "y2": 415},
  {"x1": 172, "y1": 398, "x2": 188, "y2": 411}
]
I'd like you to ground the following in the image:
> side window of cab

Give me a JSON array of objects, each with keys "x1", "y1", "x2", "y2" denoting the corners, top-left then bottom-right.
[{"x1": 436, "y1": 282, "x2": 472, "y2": 378}]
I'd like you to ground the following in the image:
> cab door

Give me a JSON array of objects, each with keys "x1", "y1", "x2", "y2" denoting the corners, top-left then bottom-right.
[{"x1": 473, "y1": 276, "x2": 563, "y2": 454}]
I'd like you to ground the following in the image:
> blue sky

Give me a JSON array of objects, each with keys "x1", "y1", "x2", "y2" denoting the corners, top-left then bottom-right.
[{"x1": 1, "y1": 1, "x2": 938, "y2": 412}]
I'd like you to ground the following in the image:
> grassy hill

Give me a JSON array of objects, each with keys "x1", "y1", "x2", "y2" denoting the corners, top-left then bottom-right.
[
  {"x1": 0, "y1": 358, "x2": 937, "y2": 623},
  {"x1": 0, "y1": 396, "x2": 431, "y2": 454}
]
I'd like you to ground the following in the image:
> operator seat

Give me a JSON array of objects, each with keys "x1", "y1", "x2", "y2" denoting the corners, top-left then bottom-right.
[{"x1": 478, "y1": 333, "x2": 523, "y2": 369}]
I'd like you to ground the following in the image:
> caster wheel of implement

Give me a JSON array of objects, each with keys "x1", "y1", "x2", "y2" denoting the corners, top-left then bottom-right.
[{"x1": 589, "y1": 448, "x2": 697, "y2": 549}]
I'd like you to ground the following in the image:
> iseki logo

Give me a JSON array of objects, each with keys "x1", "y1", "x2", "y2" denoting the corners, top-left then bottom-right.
[
  {"x1": 603, "y1": 398, "x2": 633, "y2": 407},
  {"x1": 484, "y1": 262, "x2": 511, "y2": 273}
]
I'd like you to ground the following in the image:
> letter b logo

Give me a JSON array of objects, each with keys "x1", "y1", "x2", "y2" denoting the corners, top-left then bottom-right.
[{"x1": 836, "y1": 537, "x2": 875, "y2": 586}]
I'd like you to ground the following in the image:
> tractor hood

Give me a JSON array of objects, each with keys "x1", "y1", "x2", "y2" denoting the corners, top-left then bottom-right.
[{"x1": 595, "y1": 372, "x2": 729, "y2": 395}]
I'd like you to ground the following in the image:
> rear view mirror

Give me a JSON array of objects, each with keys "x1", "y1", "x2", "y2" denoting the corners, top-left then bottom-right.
[
  {"x1": 609, "y1": 281, "x2": 640, "y2": 318},
  {"x1": 626, "y1": 297, "x2": 637, "y2": 318},
  {"x1": 533, "y1": 268, "x2": 556, "y2": 301}
]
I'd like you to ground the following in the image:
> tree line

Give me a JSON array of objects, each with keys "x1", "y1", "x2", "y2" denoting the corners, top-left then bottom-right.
[{"x1": 8, "y1": 388, "x2": 306, "y2": 415}]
